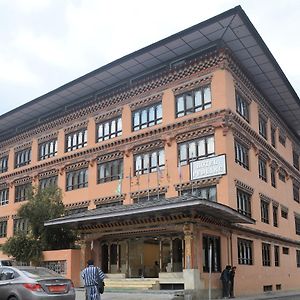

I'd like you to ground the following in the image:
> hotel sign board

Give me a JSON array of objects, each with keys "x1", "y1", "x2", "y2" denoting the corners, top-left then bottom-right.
[{"x1": 190, "y1": 154, "x2": 227, "y2": 180}]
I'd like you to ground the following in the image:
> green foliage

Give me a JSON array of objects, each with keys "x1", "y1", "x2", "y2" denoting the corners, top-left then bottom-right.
[
  {"x1": 2, "y1": 234, "x2": 42, "y2": 265},
  {"x1": 2, "y1": 185, "x2": 77, "y2": 264}
]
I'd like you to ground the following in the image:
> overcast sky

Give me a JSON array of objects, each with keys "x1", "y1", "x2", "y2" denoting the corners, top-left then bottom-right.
[{"x1": 0, "y1": 0, "x2": 299, "y2": 116}]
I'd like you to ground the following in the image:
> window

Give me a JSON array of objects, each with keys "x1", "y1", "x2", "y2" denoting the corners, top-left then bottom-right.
[
  {"x1": 258, "y1": 157, "x2": 267, "y2": 182},
  {"x1": 133, "y1": 103, "x2": 162, "y2": 131},
  {"x1": 65, "y1": 128, "x2": 87, "y2": 152},
  {"x1": 281, "y1": 208, "x2": 288, "y2": 219},
  {"x1": 282, "y1": 247, "x2": 289, "y2": 255},
  {"x1": 238, "y1": 238, "x2": 253, "y2": 265},
  {"x1": 134, "y1": 194, "x2": 166, "y2": 203},
  {"x1": 97, "y1": 159, "x2": 123, "y2": 183},
  {"x1": 202, "y1": 235, "x2": 221, "y2": 272},
  {"x1": 0, "y1": 221, "x2": 7, "y2": 238},
  {"x1": 134, "y1": 149, "x2": 165, "y2": 175},
  {"x1": 293, "y1": 150, "x2": 299, "y2": 170},
  {"x1": 293, "y1": 183, "x2": 300, "y2": 203},
  {"x1": 262, "y1": 243, "x2": 271, "y2": 266},
  {"x1": 258, "y1": 116, "x2": 267, "y2": 139},
  {"x1": 97, "y1": 117, "x2": 122, "y2": 142},
  {"x1": 13, "y1": 218, "x2": 29, "y2": 235},
  {"x1": 263, "y1": 285, "x2": 272, "y2": 292},
  {"x1": 274, "y1": 245, "x2": 280, "y2": 267},
  {"x1": 295, "y1": 216, "x2": 300, "y2": 235},
  {"x1": 261, "y1": 200, "x2": 269, "y2": 224},
  {"x1": 296, "y1": 250, "x2": 300, "y2": 267},
  {"x1": 279, "y1": 132, "x2": 286, "y2": 146},
  {"x1": 15, "y1": 183, "x2": 31, "y2": 202},
  {"x1": 66, "y1": 168, "x2": 88, "y2": 191},
  {"x1": 273, "y1": 205, "x2": 278, "y2": 227},
  {"x1": 236, "y1": 93, "x2": 249, "y2": 121},
  {"x1": 38, "y1": 139, "x2": 58, "y2": 160},
  {"x1": 0, "y1": 188, "x2": 9, "y2": 206},
  {"x1": 237, "y1": 189, "x2": 251, "y2": 218},
  {"x1": 39, "y1": 176, "x2": 58, "y2": 189},
  {"x1": 176, "y1": 85, "x2": 211, "y2": 118},
  {"x1": 0, "y1": 156, "x2": 8, "y2": 173},
  {"x1": 278, "y1": 169, "x2": 286, "y2": 182},
  {"x1": 15, "y1": 148, "x2": 31, "y2": 168},
  {"x1": 182, "y1": 186, "x2": 216, "y2": 201},
  {"x1": 178, "y1": 135, "x2": 214, "y2": 165},
  {"x1": 235, "y1": 140, "x2": 249, "y2": 169},
  {"x1": 271, "y1": 126, "x2": 276, "y2": 148},
  {"x1": 270, "y1": 166, "x2": 276, "y2": 188}
]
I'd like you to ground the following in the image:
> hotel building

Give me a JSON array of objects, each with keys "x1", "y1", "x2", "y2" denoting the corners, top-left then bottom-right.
[{"x1": 1, "y1": 6, "x2": 300, "y2": 298}]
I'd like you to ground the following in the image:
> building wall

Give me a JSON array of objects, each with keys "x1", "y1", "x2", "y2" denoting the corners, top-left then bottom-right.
[{"x1": 0, "y1": 50, "x2": 300, "y2": 295}]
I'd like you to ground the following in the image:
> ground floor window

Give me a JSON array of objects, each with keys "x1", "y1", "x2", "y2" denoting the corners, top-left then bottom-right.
[
  {"x1": 262, "y1": 243, "x2": 271, "y2": 266},
  {"x1": 238, "y1": 238, "x2": 253, "y2": 265},
  {"x1": 202, "y1": 235, "x2": 221, "y2": 272}
]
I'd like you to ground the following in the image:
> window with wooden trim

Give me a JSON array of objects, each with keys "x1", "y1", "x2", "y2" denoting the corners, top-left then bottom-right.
[
  {"x1": 270, "y1": 166, "x2": 276, "y2": 188},
  {"x1": 15, "y1": 148, "x2": 31, "y2": 168},
  {"x1": 293, "y1": 150, "x2": 299, "y2": 171},
  {"x1": 0, "y1": 188, "x2": 9, "y2": 206},
  {"x1": 293, "y1": 183, "x2": 300, "y2": 203},
  {"x1": 237, "y1": 189, "x2": 251, "y2": 218},
  {"x1": 274, "y1": 245, "x2": 280, "y2": 267},
  {"x1": 258, "y1": 115, "x2": 267, "y2": 139},
  {"x1": 258, "y1": 157, "x2": 267, "y2": 182},
  {"x1": 261, "y1": 200, "x2": 269, "y2": 224},
  {"x1": 279, "y1": 132, "x2": 286, "y2": 146},
  {"x1": 273, "y1": 205, "x2": 278, "y2": 227},
  {"x1": 0, "y1": 156, "x2": 8, "y2": 173},
  {"x1": 234, "y1": 140, "x2": 249, "y2": 169},
  {"x1": 15, "y1": 183, "x2": 31, "y2": 202},
  {"x1": 178, "y1": 135, "x2": 214, "y2": 166},
  {"x1": 97, "y1": 159, "x2": 123, "y2": 183},
  {"x1": 39, "y1": 176, "x2": 58, "y2": 190},
  {"x1": 97, "y1": 117, "x2": 122, "y2": 142},
  {"x1": 238, "y1": 238, "x2": 253, "y2": 265},
  {"x1": 65, "y1": 128, "x2": 87, "y2": 152},
  {"x1": 296, "y1": 250, "x2": 300, "y2": 267},
  {"x1": 202, "y1": 235, "x2": 221, "y2": 272},
  {"x1": 38, "y1": 139, "x2": 58, "y2": 160},
  {"x1": 236, "y1": 93, "x2": 249, "y2": 121},
  {"x1": 13, "y1": 218, "x2": 29, "y2": 235},
  {"x1": 295, "y1": 216, "x2": 300, "y2": 235},
  {"x1": 271, "y1": 126, "x2": 276, "y2": 148},
  {"x1": 278, "y1": 169, "x2": 286, "y2": 182},
  {"x1": 133, "y1": 103, "x2": 162, "y2": 131},
  {"x1": 282, "y1": 247, "x2": 289, "y2": 255},
  {"x1": 281, "y1": 208, "x2": 288, "y2": 219},
  {"x1": 134, "y1": 149, "x2": 165, "y2": 175},
  {"x1": 0, "y1": 221, "x2": 7, "y2": 238},
  {"x1": 262, "y1": 243, "x2": 271, "y2": 266},
  {"x1": 176, "y1": 85, "x2": 211, "y2": 118},
  {"x1": 66, "y1": 168, "x2": 88, "y2": 191},
  {"x1": 182, "y1": 186, "x2": 216, "y2": 201}
]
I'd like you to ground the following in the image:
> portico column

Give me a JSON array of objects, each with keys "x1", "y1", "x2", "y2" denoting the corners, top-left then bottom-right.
[
  {"x1": 159, "y1": 240, "x2": 163, "y2": 272},
  {"x1": 125, "y1": 240, "x2": 129, "y2": 277},
  {"x1": 80, "y1": 240, "x2": 92, "y2": 270},
  {"x1": 183, "y1": 223, "x2": 195, "y2": 269}
]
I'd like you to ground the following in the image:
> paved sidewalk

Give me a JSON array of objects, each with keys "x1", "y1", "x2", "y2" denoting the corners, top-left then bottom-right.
[{"x1": 75, "y1": 288, "x2": 300, "y2": 300}]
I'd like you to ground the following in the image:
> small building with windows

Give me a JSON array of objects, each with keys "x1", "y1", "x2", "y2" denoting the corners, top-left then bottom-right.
[{"x1": 1, "y1": 6, "x2": 300, "y2": 299}]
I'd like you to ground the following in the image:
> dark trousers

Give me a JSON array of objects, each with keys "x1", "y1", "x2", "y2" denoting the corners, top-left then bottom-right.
[
  {"x1": 222, "y1": 280, "x2": 230, "y2": 298},
  {"x1": 230, "y1": 280, "x2": 234, "y2": 297}
]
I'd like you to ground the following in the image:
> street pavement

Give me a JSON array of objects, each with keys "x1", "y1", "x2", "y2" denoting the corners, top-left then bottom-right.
[{"x1": 75, "y1": 288, "x2": 300, "y2": 300}]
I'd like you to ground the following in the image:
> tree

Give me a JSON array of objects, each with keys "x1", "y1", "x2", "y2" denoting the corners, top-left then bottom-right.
[{"x1": 2, "y1": 185, "x2": 77, "y2": 264}]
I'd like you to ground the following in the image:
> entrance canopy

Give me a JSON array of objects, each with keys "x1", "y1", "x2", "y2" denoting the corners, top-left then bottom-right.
[{"x1": 45, "y1": 196, "x2": 255, "y2": 230}]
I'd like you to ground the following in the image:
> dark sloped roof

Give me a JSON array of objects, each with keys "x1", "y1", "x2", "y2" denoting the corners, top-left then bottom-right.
[
  {"x1": 1, "y1": 5, "x2": 299, "y2": 141},
  {"x1": 44, "y1": 196, "x2": 255, "y2": 227}
]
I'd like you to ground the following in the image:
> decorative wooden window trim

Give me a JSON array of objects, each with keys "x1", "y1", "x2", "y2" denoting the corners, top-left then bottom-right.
[
  {"x1": 0, "y1": 216, "x2": 9, "y2": 222},
  {"x1": 37, "y1": 131, "x2": 58, "y2": 143},
  {"x1": 93, "y1": 194, "x2": 125, "y2": 206},
  {"x1": 129, "y1": 93, "x2": 162, "y2": 110},
  {"x1": 65, "y1": 200, "x2": 91, "y2": 210},
  {"x1": 94, "y1": 107, "x2": 123, "y2": 123},
  {"x1": 14, "y1": 141, "x2": 32, "y2": 152},
  {"x1": 235, "y1": 180, "x2": 254, "y2": 195},
  {"x1": 175, "y1": 127, "x2": 214, "y2": 144},
  {"x1": 259, "y1": 193, "x2": 273, "y2": 204},
  {"x1": 64, "y1": 120, "x2": 88, "y2": 134},
  {"x1": 132, "y1": 140, "x2": 164, "y2": 155},
  {"x1": 172, "y1": 76, "x2": 212, "y2": 95},
  {"x1": 175, "y1": 176, "x2": 220, "y2": 191},
  {"x1": 14, "y1": 176, "x2": 32, "y2": 186},
  {"x1": 38, "y1": 169, "x2": 59, "y2": 180},
  {"x1": 131, "y1": 186, "x2": 168, "y2": 199}
]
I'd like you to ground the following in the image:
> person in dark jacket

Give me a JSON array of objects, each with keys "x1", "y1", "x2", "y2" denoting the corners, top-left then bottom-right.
[
  {"x1": 220, "y1": 265, "x2": 231, "y2": 299},
  {"x1": 229, "y1": 266, "x2": 236, "y2": 298}
]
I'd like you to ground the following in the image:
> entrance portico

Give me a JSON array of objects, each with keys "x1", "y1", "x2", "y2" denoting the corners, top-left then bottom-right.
[{"x1": 45, "y1": 196, "x2": 254, "y2": 296}]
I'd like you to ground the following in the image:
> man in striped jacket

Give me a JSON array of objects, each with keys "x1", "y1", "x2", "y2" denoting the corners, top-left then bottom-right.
[{"x1": 82, "y1": 259, "x2": 105, "y2": 300}]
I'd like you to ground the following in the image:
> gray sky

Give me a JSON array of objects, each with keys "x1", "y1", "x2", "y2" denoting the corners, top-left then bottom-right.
[{"x1": 0, "y1": 0, "x2": 299, "y2": 115}]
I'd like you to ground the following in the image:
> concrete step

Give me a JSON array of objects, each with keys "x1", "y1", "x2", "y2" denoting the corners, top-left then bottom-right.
[{"x1": 105, "y1": 278, "x2": 159, "y2": 290}]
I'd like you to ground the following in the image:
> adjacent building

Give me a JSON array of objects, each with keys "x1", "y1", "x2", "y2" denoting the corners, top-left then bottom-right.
[{"x1": 1, "y1": 6, "x2": 300, "y2": 298}]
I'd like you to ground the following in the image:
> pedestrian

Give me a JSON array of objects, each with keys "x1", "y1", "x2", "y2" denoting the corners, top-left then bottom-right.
[
  {"x1": 229, "y1": 266, "x2": 236, "y2": 298},
  {"x1": 82, "y1": 259, "x2": 105, "y2": 300},
  {"x1": 220, "y1": 265, "x2": 231, "y2": 299}
]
